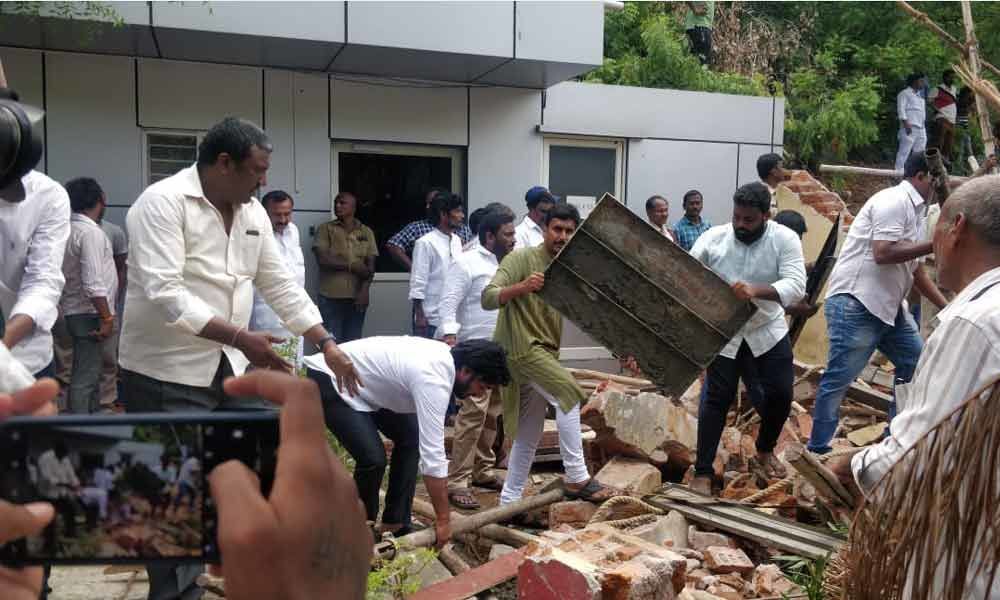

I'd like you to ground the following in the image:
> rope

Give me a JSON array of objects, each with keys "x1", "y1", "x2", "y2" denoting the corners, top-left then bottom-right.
[
  {"x1": 587, "y1": 495, "x2": 665, "y2": 529},
  {"x1": 740, "y1": 446, "x2": 862, "y2": 505}
]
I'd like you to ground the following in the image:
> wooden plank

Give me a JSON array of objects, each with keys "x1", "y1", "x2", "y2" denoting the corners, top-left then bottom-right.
[
  {"x1": 788, "y1": 213, "x2": 839, "y2": 345},
  {"x1": 793, "y1": 360, "x2": 892, "y2": 412},
  {"x1": 406, "y1": 547, "x2": 528, "y2": 600}
]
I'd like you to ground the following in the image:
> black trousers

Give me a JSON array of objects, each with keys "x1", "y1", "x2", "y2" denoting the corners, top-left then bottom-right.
[
  {"x1": 695, "y1": 336, "x2": 794, "y2": 476},
  {"x1": 308, "y1": 369, "x2": 419, "y2": 529},
  {"x1": 686, "y1": 26, "x2": 713, "y2": 65}
]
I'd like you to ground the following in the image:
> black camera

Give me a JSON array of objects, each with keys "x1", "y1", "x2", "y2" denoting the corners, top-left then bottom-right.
[{"x1": 0, "y1": 88, "x2": 44, "y2": 197}]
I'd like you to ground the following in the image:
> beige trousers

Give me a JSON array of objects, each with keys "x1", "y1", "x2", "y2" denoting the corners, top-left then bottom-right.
[
  {"x1": 447, "y1": 388, "x2": 501, "y2": 490},
  {"x1": 52, "y1": 313, "x2": 119, "y2": 411}
]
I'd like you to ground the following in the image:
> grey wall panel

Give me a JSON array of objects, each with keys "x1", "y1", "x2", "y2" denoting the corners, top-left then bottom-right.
[
  {"x1": 292, "y1": 210, "x2": 334, "y2": 310},
  {"x1": 138, "y1": 59, "x2": 262, "y2": 130},
  {"x1": 545, "y1": 82, "x2": 780, "y2": 145},
  {"x1": 291, "y1": 73, "x2": 333, "y2": 212},
  {"x1": 152, "y1": 1, "x2": 344, "y2": 43},
  {"x1": 772, "y1": 97, "x2": 786, "y2": 147},
  {"x1": 468, "y1": 87, "x2": 542, "y2": 214},
  {"x1": 45, "y1": 53, "x2": 141, "y2": 208},
  {"x1": 347, "y1": 1, "x2": 512, "y2": 58},
  {"x1": 626, "y1": 139, "x2": 740, "y2": 229},
  {"x1": 262, "y1": 69, "x2": 295, "y2": 198},
  {"x1": 330, "y1": 79, "x2": 467, "y2": 147},
  {"x1": 0, "y1": 47, "x2": 44, "y2": 171},
  {"x1": 514, "y1": 2, "x2": 603, "y2": 66}
]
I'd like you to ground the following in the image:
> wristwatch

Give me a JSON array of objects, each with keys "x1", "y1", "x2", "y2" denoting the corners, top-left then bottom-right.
[{"x1": 317, "y1": 334, "x2": 337, "y2": 352}]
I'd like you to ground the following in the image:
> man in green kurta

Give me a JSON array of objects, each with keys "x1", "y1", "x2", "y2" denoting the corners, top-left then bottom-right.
[{"x1": 483, "y1": 203, "x2": 620, "y2": 504}]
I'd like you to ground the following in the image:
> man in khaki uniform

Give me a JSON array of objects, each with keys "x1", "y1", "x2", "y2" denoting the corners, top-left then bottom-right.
[{"x1": 313, "y1": 192, "x2": 378, "y2": 343}]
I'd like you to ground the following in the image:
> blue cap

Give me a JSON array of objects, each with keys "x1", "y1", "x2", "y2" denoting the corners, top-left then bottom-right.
[{"x1": 525, "y1": 186, "x2": 559, "y2": 208}]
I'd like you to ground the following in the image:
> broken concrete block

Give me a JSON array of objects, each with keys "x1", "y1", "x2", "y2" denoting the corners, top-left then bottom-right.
[
  {"x1": 580, "y1": 389, "x2": 698, "y2": 469},
  {"x1": 629, "y1": 510, "x2": 689, "y2": 549},
  {"x1": 687, "y1": 529, "x2": 736, "y2": 552},
  {"x1": 673, "y1": 548, "x2": 703, "y2": 561},
  {"x1": 678, "y1": 590, "x2": 727, "y2": 600},
  {"x1": 703, "y1": 546, "x2": 755, "y2": 575},
  {"x1": 847, "y1": 422, "x2": 886, "y2": 447},
  {"x1": 685, "y1": 558, "x2": 701, "y2": 571},
  {"x1": 685, "y1": 567, "x2": 711, "y2": 587},
  {"x1": 594, "y1": 456, "x2": 662, "y2": 496},
  {"x1": 705, "y1": 583, "x2": 742, "y2": 600},
  {"x1": 549, "y1": 501, "x2": 598, "y2": 529},
  {"x1": 518, "y1": 526, "x2": 687, "y2": 600},
  {"x1": 696, "y1": 574, "x2": 719, "y2": 590},
  {"x1": 716, "y1": 573, "x2": 749, "y2": 594},
  {"x1": 489, "y1": 544, "x2": 517, "y2": 561}
]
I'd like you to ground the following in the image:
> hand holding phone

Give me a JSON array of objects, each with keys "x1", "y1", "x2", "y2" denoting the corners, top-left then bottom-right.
[{"x1": 208, "y1": 372, "x2": 372, "y2": 600}]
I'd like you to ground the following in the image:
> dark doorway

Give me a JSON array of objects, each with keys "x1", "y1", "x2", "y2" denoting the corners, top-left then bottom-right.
[{"x1": 337, "y1": 152, "x2": 455, "y2": 273}]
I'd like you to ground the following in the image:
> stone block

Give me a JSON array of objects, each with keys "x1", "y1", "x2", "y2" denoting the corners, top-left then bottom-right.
[
  {"x1": 549, "y1": 500, "x2": 598, "y2": 529},
  {"x1": 489, "y1": 544, "x2": 517, "y2": 561},
  {"x1": 687, "y1": 529, "x2": 736, "y2": 552},
  {"x1": 678, "y1": 590, "x2": 727, "y2": 600},
  {"x1": 705, "y1": 583, "x2": 742, "y2": 600},
  {"x1": 594, "y1": 456, "x2": 663, "y2": 496},
  {"x1": 630, "y1": 511, "x2": 688, "y2": 549},
  {"x1": 518, "y1": 525, "x2": 688, "y2": 600},
  {"x1": 753, "y1": 564, "x2": 801, "y2": 597},
  {"x1": 703, "y1": 546, "x2": 754, "y2": 575}
]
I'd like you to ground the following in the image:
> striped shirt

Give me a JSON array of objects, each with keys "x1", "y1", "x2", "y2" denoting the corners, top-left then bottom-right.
[{"x1": 673, "y1": 215, "x2": 713, "y2": 251}]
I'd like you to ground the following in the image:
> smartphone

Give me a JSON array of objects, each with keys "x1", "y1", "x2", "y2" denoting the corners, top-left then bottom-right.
[{"x1": 0, "y1": 412, "x2": 279, "y2": 566}]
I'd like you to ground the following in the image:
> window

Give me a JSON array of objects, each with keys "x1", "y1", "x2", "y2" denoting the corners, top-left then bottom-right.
[{"x1": 143, "y1": 131, "x2": 202, "y2": 185}]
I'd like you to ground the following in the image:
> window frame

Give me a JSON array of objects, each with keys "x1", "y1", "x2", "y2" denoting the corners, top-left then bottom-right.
[{"x1": 141, "y1": 129, "x2": 204, "y2": 187}]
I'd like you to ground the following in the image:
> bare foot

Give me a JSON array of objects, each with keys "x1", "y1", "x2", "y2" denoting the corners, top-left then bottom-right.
[{"x1": 690, "y1": 475, "x2": 712, "y2": 496}]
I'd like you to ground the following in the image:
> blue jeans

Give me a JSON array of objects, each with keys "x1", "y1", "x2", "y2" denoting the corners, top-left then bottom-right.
[
  {"x1": 807, "y1": 294, "x2": 923, "y2": 453},
  {"x1": 318, "y1": 295, "x2": 367, "y2": 343}
]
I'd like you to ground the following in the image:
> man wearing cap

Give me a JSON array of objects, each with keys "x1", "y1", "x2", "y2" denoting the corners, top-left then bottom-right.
[{"x1": 514, "y1": 186, "x2": 557, "y2": 250}]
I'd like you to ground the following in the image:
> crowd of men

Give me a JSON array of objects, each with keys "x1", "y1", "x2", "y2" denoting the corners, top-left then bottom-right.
[{"x1": 2, "y1": 101, "x2": 999, "y2": 600}]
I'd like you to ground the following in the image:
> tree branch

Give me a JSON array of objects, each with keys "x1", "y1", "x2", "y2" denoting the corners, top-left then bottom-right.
[{"x1": 896, "y1": 0, "x2": 1000, "y2": 80}]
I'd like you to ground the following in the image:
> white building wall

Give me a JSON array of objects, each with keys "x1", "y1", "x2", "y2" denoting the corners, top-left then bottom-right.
[
  {"x1": 137, "y1": 59, "x2": 263, "y2": 130},
  {"x1": 515, "y1": 2, "x2": 603, "y2": 65},
  {"x1": 152, "y1": 1, "x2": 346, "y2": 43},
  {"x1": 45, "y1": 53, "x2": 140, "y2": 211},
  {"x1": 330, "y1": 79, "x2": 467, "y2": 146},
  {"x1": 468, "y1": 86, "x2": 543, "y2": 213}
]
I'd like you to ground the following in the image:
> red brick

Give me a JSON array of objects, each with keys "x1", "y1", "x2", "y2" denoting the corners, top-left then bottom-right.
[
  {"x1": 703, "y1": 546, "x2": 755, "y2": 575},
  {"x1": 549, "y1": 501, "x2": 598, "y2": 529}
]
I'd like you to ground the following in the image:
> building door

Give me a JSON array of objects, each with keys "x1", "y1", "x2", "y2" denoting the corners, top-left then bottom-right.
[
  {"x1": 542, "y1": 136, "x2": 624, "y2": 362},
  {"x1": 332, "y1": 142, "x2": 465, "y2": 337}
]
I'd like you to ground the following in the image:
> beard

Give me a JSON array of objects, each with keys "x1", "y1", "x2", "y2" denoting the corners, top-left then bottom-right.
[
  {"x1": 734, "y1": 222, "x2": 766, "y2": 245},
  {"x1": 452, "y1": 377, "x2": 471, "y2": 400}
]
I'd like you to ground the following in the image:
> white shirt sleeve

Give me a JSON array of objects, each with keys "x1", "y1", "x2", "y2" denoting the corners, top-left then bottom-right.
[
  {"x1": 411, "y1": 366, "x2": 452, "y2": 478},
  {"x1": 772, "y1": 229, "x2": 807, "y2": 307},
  {"x1": 897, "y1": 89, "x2": 908, "y2": 122},
  {"x1": 11, "y1": 186, "x2": 70, "y2": 331},
  {"x1": 79, "y1": 226, "x2": 111, "y2": 300},
  {"x1": 252, "y1": 213, "x2": 322, "y2": 336},
  {"x1": 438, "y1": 259, "x2": 471, "y2": 337},
  {"x1": 688, "y1": 228, "x2": 713, "y2": 264},
  {"x1": 126, "y1": 190, "x2": 219, "y2": 335},
  {"x1": 870, "y1": 197, "x2": 909, "y2": 242},
  {"x1": 409, "y1": 237, "x2": 431, "y2": 301}
]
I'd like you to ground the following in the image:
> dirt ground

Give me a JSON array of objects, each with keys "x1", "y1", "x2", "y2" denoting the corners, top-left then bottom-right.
[{"x1": 48, "y1": 566, "x2": 222, "y2": 600}]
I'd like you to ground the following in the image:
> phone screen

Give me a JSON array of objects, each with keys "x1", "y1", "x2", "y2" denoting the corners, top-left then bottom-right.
[{"x1": 0, "y1": 413, "x2": 279, "y2": 565}]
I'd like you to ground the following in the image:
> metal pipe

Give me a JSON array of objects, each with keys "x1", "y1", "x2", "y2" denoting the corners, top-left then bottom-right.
[{"x1": 604, "y1": 0, "x2": 625, "y2": 10}]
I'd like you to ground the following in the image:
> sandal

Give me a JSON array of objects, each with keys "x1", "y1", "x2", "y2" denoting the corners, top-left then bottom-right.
[
  {"x1": 565, "y1": 478, "x2": 622, "y2": 502},
  {"x1": 472, "y1": 474, "x2": 505, "y2": 491},
  {"x1": 448, "y1": 489, "x2": 481, "y2": 510}
]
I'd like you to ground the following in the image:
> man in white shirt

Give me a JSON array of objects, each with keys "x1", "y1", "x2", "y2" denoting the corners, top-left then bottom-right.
[
  {"x1": 756, "y1": 152, "x2": 789, "y2": 215},
  {"x1": 808, "y1": 152, "x2": 949, "y2": 454},
  {"x1": 304, "y1": 337, "x2": 510, "y2": 547},
  {"x1": 928, "y1": 69, "x2": 958, "y2": 163},
  {"x1": 645, "y1": 195, "x2": 677, "y2": 243},
  {"x1": 119, "y1": 117, "x2": 359, "y2": 600},
  {"x1": 249, "y1": 190, "x2": 306, "y2": 367},
  {"x1": 60, "y1": 178, "x2": 118, "y2": 414},
  {"x1": 36, "y1": 442, "x2": 81, "y2": 553},
  {"x1": 514, "y1": 186, "x2": 557, "y2": 249},
  {"x1": 688, "y1": 182, "x2": 806, "y2": 495},
  {"x1": 409, "y1": 192, "x2": 464, "y2": 338},
  {"x1": 438, "y1": 207, "x2": 516, "y2": 509},
  {"x1": 896, "y1": 72, "x2": 928, "y2": 171},
  {"x1": 830, "y1": 175, "x2": 1000, "y2": 598},
  {"x1": 0, "y1": 170, "x2": 70, "y2": 379}
]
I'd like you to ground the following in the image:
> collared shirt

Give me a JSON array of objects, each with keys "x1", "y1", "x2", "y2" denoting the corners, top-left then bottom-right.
[
  {"x1": 897, "y1": 87, "x2": 926, "y2": 128},
  {"x1": 851, "y1": 267, "x2": 1000, "y2": 599},
  {"x1": 387, "y1": 219, "x2": 472, "y2": 256},
  {"x1": 304, "y1": 336, "x2": 454, "y2": 478},
  {"x1": 825, "y1": 180, "x2": 928, "y2": 325},
  {"x1": 313, "y1": 219, "x2": 377, "y2": 299},
  {"x1": 673, "y1": 215, "x2": 713, "y2": 252},
  {"x1": 101, "y1": 220, "x2": 128, "y2": 318},
  {"x1": 438, "y1": 244, "x2": 500, "y2": 342},
  {"x1": 0, "y1": 171, "x2": 71, "y2": 374},
  {"x1": 690, "y1": 221, "x2": 806, "y2": 358},
  {"x1": 514, "y1": 215, "x2": 544, "y2": 250},
  {"x1": 409, "y1": 228, "x2": 462, "y2": 327},
  {"x1": 37, "y1": 449, "x2": 80, "y2": 499},
  {"x1": 60, "y1": 214, "x2": 119, "y2": 317},
  {"x1": 120, "y1": 165, "x2": 322, "y2": 388},
  {"x1": 251, "y1": 222, "x2": 306, "y2": 333},
  {"x1": 852, "y1": 266, "x2": 1000, "y2": 490},
  {"x1": 652, "y1": 222, "x2": 677, "y2": 244}
]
